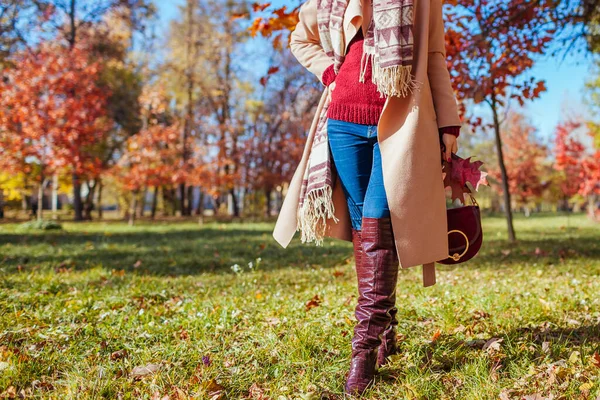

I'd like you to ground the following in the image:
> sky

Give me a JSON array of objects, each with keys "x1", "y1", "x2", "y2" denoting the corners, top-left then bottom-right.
[{"x1": 155, "y1": 0, "x2": 597, "y2": 143}]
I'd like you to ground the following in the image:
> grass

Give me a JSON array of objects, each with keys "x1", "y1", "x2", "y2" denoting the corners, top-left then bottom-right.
[{"x1": 0, "y1": 213, "x2": 599, "y2": 399}]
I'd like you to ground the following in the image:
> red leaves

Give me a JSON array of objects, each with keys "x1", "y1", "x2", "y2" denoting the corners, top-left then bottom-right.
[
  {"x1": 0, "y1": 41, "x2": 109, "y2": 180},
  {"x1": 445, "y1": 0, "x2": 557, "y2": 121},
  {"x1": 443, "y1": 153, "x2": 489, "y2": 203}
]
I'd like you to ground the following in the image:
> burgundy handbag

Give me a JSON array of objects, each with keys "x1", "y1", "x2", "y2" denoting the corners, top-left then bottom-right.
[
  {"x1": 436, "y1": 141, "x2": 484, "y2": 265},
  {"x1": 437, "y1": 193, "x2": 483, "y2": 265}
]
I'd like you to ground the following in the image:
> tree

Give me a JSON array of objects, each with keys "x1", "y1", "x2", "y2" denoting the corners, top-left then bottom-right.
[
  {"x1": 166, "y1": 0, "x2": 250, "y2": 217},
  {"x1": 113, "y1": 123, "x2": 181, "y2": 224},
  {"x1": 487, "y1": 113, "x2": 548, "y2": 215},
  {"x1": 553, "y1": 119, "x2": 586, "y2": 210},
  {"x1": 442, "y1": 0, "x2": 559, "y2": 240},
  {"x1": 0, "y1": 40, "x2": 109, "y2": 220},
  {"x1": 244, "y1": 49, "x2": 321, "y2": 216}
]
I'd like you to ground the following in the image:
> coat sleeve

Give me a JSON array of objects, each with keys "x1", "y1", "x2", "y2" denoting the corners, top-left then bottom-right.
[
  {"x1": 427, "y1": 0, "x2": 462, "y2": 129},
  {"x1": 290, "y1": 0, "x2": 334, "y2": 85}
]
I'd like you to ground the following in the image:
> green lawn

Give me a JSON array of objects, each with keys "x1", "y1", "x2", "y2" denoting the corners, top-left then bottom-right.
[{"x1": 0, "y1": 213, "x2": 599, "y2": 399}]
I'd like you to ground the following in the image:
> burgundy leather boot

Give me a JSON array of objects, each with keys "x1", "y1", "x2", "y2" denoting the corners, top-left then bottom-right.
[
  {"x1": 345, "y1": 217, "x2": 399, "y2": 396},
  {"x1": 353, "y1": 227, "x2": 399, "y2": 368},
  {"x1": 351, "y1": 228, "x2": 363, "y2": 267},
  {"x1": 378, "y1": 245, "x2": 400, "y2": 367}
]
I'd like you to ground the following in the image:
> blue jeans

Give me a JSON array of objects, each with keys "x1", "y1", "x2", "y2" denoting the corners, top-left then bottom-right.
[{"x1": 327, "y1": 118, "x2": 391, "y2": 231}]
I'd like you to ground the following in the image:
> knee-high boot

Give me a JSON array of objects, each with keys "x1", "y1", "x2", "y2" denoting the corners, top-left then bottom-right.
[
  {"x1": 345, "y1": 217, "x2": 399, "y2": 396},
  {"x1": 351, "y1": 226, "x2": 399, "y2": 367}
]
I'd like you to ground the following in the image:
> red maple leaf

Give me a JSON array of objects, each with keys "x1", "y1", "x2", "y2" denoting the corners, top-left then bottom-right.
[{"x1": 443, "y1": 153, "x2": 489, "y2": 203}]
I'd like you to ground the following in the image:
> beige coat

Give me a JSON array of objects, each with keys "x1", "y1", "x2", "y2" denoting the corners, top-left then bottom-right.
[{"x1": 272, "y1": 0, "x2": 462, "y2": 287}]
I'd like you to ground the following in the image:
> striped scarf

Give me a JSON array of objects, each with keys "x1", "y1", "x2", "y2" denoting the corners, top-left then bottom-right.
[{"x1": 297, "y1": 0, "x2": 416, "y2": 245}]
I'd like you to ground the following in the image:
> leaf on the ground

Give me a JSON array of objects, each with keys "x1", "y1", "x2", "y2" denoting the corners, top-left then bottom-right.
[
  {"x1": 131, "y1": 363, "x2": 161, "y2": 380},
  {"x1": 431, "y1": 329, "x2": 441, "y2": 342},
  {"x1": 202, "y1": 379, "x2": 224, "y2": 399},
  {"x1": 343, "y1": 295, "x2": 354, "y2": 306},
  {"x1": 110, "y1": 349, "x2": 128, "y2": 360},
  {"x1": 541, "y1": 342, "x2": 550, "y2": 354},
  {"x1": 248, "y1": 382, "x2": 267, "y2": 399},
  {"x1": 170, "y1": 386, "x2": 188, "y2": 400},
  {"x1": 31, "y1": 380, "x2": 54, "y2": 391},
  {"x1": 591, "y1": 352, "x2": 600, "y2": 368},
  {"x1": 523, "y1": 394, "x2": 551, "y2": 400},
  {"x1": 133, "y1": 259, "x2": 142, "y2": 268},
  {"x1": 472, "y1": 310, "x2": 490, "y2": 320},
  {"x1": 482, "y1": 337, "x2": 503, "y2": 352},
  {"x1": 178, "y1": 329, "x2": 189, "y2": 341},
  {"x1": 1, "y1": 386, "x2": 16, "y2": 398},
  {"x1": 265, "y1": 317, "x2": 280, "y2": 326},
  {"x1": 568, "y1": 350, "x2": 580, "y2": 364},
  {"x1": 305, "y1": 294, "x2": 321, "y2": 311},
  {"x1": 332, "y1": 270, "x2": 344, "y2": 278}
]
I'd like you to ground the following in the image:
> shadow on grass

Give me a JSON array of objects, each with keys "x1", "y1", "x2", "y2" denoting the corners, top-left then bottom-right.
[
  {"x1": 0, "y1": 220, "x2": 598, "y2": 276},
  {"x1": 0, "y1": 227, "x2": 353, "y2": 276}
]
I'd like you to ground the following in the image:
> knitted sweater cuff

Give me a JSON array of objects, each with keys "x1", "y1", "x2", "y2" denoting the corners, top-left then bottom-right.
[
  {"x1": 439, "y1": 125, "x2": 461, "y2": 138},
  {"x1": 322, "y1": 64, "x2": 336, "y2": 87}
]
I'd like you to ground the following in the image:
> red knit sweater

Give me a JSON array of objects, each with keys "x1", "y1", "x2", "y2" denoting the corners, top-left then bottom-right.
[{"x1": 321, "y1": 30, "x2": 460, "y2": 137}]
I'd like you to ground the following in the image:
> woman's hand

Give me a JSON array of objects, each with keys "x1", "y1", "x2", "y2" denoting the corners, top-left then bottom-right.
[{"x1": 441, "y1": 133, "x2": 458, "y2": 162}]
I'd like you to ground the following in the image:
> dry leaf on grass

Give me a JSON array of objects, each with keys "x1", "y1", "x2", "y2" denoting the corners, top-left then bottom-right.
[
  {"x1": 482, "y1": 337, "x2": 503, "y2": 352},
  {"x1": 110, "y1": 349, "x2": 128, "y2": 360},
  {"x1": 305, "y1": 294, "x2": 321, "y2": 311},
  {"x1": 131, "y1": 363, "x2": 161, "y2": 380}
]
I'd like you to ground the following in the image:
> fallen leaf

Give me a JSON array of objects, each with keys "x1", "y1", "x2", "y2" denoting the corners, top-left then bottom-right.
[
  {"x1": 305, "y1": 294, "x2": 321, "y2": 311},
  {"x1": 110, "y1": 349, "x2": 128, "y2": 360},
  {"x1": 202, "y1": 379, "x2": 224, "y2": 399},
  {"x1": 482, "y1": 337, "x2": 503, "y2": 352},
  {"x1": 131, "y1": 363, "x2": 161, "y2": 380},
  {"x1": 431, "y1": 329, "x2": 442, "y2": 342},
  {"x1": 591, "y1": 352, "x2": 600, "y2": 368}
]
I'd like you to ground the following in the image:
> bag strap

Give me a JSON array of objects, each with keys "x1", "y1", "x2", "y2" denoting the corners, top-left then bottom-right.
[{"x1": 422, "y1": 262, "x2": 436, "y2": 287}]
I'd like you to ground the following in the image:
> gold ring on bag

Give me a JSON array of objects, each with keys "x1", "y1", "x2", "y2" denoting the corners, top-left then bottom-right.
[{"x1": 448, "y1": 230, "x2": 469, "y2": 261}]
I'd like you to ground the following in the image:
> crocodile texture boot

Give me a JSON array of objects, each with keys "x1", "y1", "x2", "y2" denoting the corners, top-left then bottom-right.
[{"x1": 345, "y1": 217, "x2": 399, "y2": 396}]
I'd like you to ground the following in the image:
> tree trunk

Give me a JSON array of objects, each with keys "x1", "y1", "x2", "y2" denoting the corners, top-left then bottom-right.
[
  {"x1": 178, "y1": 183, "x2": 186, "y2": 216},
  {"x1": 139, "y1": 187, "x2": 148, "y2": 218},
  {"x1": 490, "y1": 96, "x2": 517, "y2": 242},
  {"x1": 83, "y1": 181, "x2": 96, "y2": 221},
  {"x1": 51, "y1": 174, "x2": 58, "y2": 220},
  {"x1": 129, "y1": 191, "x2": 138, "y2": 226},
  {"x1": 72, "y1": 173, "x2": 83, "y2": 221},
  {"x1": 186, "y1": 185, "x2": 194, "y2": 216},
  {"x1": 265, "y1": 187, "x2": 272, "y2": 218},
  {"x1": 97, "y1": 180, "x2": 104, "y2": 220},
  {"x1": 21, "y1": 190, "x2": 27, "y2": 215},
  {"x1": 196, "y1": 190, "x2": 205, "y2": 225},
  {"x1": 151, "y1": 186, "x2": 159, "y2": 219},
  {"x1": 37, "y1": 178, "x2": 44, "y2": 221},
  {"x1": 230, "y1": 188, "x2": 239, "y2": 217},
  {"x1": 171, "y1": 187, "x2": 178, "y2": 216},
  {"x1": 0, "y1": 188, "x2": 4, "y2": 219}
]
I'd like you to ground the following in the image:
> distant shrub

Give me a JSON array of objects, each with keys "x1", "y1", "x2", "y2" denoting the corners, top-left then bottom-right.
[{"x1": 17, "y1": 220, "x2": 63, "y2": 231}]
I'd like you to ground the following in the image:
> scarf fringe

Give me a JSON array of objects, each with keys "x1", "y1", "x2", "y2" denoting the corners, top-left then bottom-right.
[
  {"x1": 359, "y1": 51, "x2": 373, "y2": 84},
  {"x1": 372, "y1": 64, "x2": 420, "y2": 98},
  {"x1": 297, "y1": 186, "x2": 339, "y2": 246}
]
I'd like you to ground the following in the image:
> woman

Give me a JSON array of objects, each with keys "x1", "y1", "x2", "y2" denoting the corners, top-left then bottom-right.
[{"x1": 273, "y1": 0, "x2": 461, "y2": 394}]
